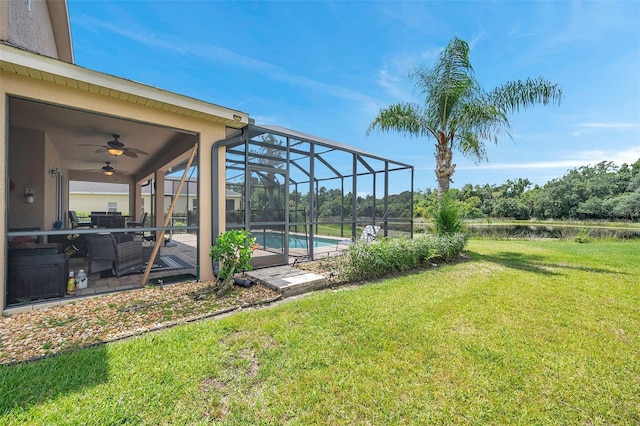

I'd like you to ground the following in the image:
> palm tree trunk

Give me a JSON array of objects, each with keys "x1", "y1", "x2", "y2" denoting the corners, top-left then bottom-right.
[{"x1": 434, "y1": 131, "x2": 454, "y2": 195}]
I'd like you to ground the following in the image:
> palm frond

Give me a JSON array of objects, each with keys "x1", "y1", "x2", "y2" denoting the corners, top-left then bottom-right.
[
  {"x1": 412, "y1": 37, "x2": 478, "y2": 130},
  {"x1": 458, "y1": 101, "x2": 510, "y2": 143},
  {"x1": 456, "y1": 131, "x2": 488, "y2": 163},
  {"x1": 367, "y1": 102, "x2": 435, "y2": 138},
  {"x1": 490, "y1": 76, "x2": 563, "y2": 114}
]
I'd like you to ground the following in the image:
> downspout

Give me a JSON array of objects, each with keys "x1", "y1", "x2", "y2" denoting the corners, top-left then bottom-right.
[{"x1": 211, "y1": 132, "x2": 247, "y2": 241}]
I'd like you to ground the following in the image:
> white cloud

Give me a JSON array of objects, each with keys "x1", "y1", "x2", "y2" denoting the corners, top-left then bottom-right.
[
  {"x1": 459, "y1": 160, "x2": 586, "y2": 171},
  {"x1": 73, "y1": 13, "x2": 383, "y2": 111},
  {"x1": 458, "y1": 146, "x2": 640, "y2": 171},
  {"x1": 376, "y1": 69, "x2": 408, "y2": 101},
  {"x1": 572, "y1": 122, "x2": 638, "y2": 137},
  {"x1": 578, "y1": 122, "x2": 638, "y2": 128},
  {"x1": 468, "y1": 31, "x2": 485, "y2": 49}
]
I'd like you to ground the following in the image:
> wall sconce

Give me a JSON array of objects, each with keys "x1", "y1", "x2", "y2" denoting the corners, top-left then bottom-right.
[{"x1": 24, "y1": 186, "x2": 35, "y2": 204}]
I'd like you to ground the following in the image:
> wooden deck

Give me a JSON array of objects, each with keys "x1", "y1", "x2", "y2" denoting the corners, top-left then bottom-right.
[{"x1": 71, "y1": 233, "x2": 198, "y2": 297}]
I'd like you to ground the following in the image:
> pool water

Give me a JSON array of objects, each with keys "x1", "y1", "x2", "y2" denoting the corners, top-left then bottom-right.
[{"x1": 252, "y1": 232, "x2": 340, "y2": 250}]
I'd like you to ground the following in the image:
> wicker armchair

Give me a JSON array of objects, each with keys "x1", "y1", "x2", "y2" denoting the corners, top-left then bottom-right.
[
  {"x1": 85, "y1": 234, "x2": 143, "y2": 277},
  {"x1": 69, "y1": 211, "x2": 92, "y2": 229}
]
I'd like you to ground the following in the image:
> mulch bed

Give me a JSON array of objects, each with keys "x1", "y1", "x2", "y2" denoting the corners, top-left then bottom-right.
[{"x1": 0, "y1": 280, "x2": 281, "y2": 366}]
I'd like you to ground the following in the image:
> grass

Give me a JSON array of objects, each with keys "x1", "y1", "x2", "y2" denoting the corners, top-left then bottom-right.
[{"x1": 1, "y1": 239, "x2": 639, "y2": 424}]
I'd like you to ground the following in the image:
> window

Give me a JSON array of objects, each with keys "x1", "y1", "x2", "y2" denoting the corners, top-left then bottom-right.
[
  {"x1": 107, "y1": 202, "x2": 117, "y2": 213},
  {"x1": 192, "y1": 198, "x2": 198, "y2": 210}
]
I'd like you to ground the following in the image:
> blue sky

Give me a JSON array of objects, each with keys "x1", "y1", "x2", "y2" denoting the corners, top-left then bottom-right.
[{"x1": 68, "y1": 0, "x2": 640, "y2": 192}]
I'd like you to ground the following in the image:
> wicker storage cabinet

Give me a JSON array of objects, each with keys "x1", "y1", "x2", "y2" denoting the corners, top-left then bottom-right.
[{"x1": 7, "y1": 244, "x2": 68, "y2": 304}]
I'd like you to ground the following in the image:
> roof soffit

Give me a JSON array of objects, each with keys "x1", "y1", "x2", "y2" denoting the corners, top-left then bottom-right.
[{"x1": 0, "y1": 43, "x2": 249, "y2": 128}]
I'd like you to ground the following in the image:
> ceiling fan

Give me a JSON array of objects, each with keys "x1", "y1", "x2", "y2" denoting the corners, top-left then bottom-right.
[
  {"x1": 81, "y1": 134, "x2": 148, "y2": 158},
  {"x1": 83, "y1": 161, "x2": 126, "y2": 176}
]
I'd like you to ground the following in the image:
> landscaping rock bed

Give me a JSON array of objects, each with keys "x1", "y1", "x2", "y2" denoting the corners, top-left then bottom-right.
[{"x1": 0, "y1": 280, "x2": 280, "y2": 365}]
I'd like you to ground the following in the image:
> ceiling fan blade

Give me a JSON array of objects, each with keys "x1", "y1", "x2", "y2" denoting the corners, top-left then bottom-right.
[
  {"x1": 123, "y1": 147, "x2": 148, "y2": 155},
  {"x1": 94, "y1": 147, "x2": 108, "y2": 153},
  {"x1": 122, "y1": 150, "x2": 138, "y2": 158}
]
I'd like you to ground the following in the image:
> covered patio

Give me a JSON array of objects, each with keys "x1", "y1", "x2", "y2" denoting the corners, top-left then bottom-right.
[{"x1": 1, "y1": 43, "x2": 249, "y2": 310}]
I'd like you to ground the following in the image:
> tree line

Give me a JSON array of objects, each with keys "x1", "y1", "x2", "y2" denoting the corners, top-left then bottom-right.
[{"x1": 415, "y1": 160, "x2": 640, "y2": 221}]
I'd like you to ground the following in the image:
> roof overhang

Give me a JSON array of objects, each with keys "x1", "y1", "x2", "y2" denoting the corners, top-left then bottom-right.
[{"x1": 0, "y1": 43, "x2": 249, "y2": 128}]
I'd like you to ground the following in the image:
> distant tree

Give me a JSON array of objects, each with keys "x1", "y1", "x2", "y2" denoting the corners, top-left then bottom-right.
[
  {"x1": 368, "y1": 36, "x2": 562, "y2": 195},
  {"x1": 387, "y1": 190, "x2": 414, "y2": 218},
  {"x1": 492, "y1": 197, "x2": 530, "y2": 220},
  {"x1": 501, "y1": 178, "x2": 532, "y2": 199},
  {"x1": 531, "y1": 161, "x2": 635, "y2": 219},
  {"x1": 613, "y1": 173, "x2": 640, "y2": 221}
]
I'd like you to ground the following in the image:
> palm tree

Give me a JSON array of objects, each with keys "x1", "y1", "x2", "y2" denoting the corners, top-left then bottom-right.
[{"x1": 368, "y1": 36, "x2": 562, "y2": 195}]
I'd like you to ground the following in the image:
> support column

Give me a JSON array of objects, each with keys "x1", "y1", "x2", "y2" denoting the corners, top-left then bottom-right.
[
  {"x1": 154, "y1": 169, "x2": 165, "y2": 242},
  {"x1": 131, "y1": 181, "x2": 142, "y2": 220},
  {"x1": 0, "y1": 86, "x2": 7, "y2": 310}
]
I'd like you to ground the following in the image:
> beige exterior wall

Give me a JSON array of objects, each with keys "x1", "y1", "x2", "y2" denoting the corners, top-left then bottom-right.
[
  {"x1": 1, "y1": 67, "x2": 232, "y2": 309},
  {"x1": 69, "y1": 193, "x2": 133, "y2": 216},
  {"x1": 69, "y1": 194, "x2": 196, "y2": 217},
  {"x1": 0, "y1": 68, "x2": 6, "y2": 298},
  {"x1": 7, "y1": 127, "x2": 46, "y2": 229},
  {"x1": 4, "y1": 0, "x2": 57, "y2": 59}
]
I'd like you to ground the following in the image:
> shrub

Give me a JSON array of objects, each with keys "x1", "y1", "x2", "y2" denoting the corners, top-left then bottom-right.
[
  {"x1": 209, "y1": 229, "x2": 257, "y2": 296},
  {"x1": 338, "y1": 233, "x2": 468, "y2": 282},
  {"x1": 574, "y1": 229, "x2": 593, "y2": 243},
  {"x1": 431, "y1": 191, "x2": 465, "y2": 236}
]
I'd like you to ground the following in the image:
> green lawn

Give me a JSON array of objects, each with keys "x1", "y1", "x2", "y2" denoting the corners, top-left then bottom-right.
[{"x1": 1, "y1": 239, "x2": 639, "y2": 424}]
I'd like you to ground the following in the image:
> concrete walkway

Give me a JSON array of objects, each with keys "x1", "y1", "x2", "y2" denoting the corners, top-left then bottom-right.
[{"x1": 246, "y1": 265, "x2": 327, "y2": 297}]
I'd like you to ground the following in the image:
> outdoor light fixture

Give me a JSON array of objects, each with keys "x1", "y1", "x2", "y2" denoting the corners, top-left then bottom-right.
[
  {"x1": 24, "y1": 186, "x2": 34, "y2": 203},
  {"x1": 107, "y1": 147, "x2": 124, "y2": 156},
  {"x1": 102, "y1": 161, "x2": 115, "y2": 176},
  {"x1": 106, "y1": 134, "x2": 125, "y2": 156}
]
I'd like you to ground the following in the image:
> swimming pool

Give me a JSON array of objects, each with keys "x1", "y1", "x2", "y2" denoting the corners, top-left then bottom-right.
[{"x1": 252, "y1": 232, "x2": 341, "y2": 250}]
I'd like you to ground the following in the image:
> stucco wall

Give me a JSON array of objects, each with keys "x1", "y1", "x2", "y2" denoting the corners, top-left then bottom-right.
[
  {"x1": 7, "y1": 127, "x2": 46, "y2": 230},
  {"x1": 7, "y1": 0, "x2": 59, "y2": 59},
  {"x1": 68, "y1": 194, "x2": 195, "y2": 218},
  {"x1": 69, "y1": 193, "x2": 132, "y2": 216},
  {"x1": 44, "y1": 132, "x2": 63, "y2": 227}
]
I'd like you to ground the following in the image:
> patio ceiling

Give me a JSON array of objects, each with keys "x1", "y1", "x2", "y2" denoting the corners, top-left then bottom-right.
[{"x1": 9, "y1": 96, "x2": 196, "y2": 181}]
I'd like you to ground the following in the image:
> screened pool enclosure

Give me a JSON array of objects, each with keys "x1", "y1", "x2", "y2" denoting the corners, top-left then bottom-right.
[{"x1": 212, "y1": 125, "x2": 414, "y2": 268}]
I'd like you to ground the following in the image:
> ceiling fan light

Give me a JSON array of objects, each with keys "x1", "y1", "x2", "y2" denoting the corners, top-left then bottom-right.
[
  {"x1": 104, "y1": 170, "x2": 114, "y2": 176},
  {"x1": 108, "y1": 147, "x2": 124, "y2": 156}
]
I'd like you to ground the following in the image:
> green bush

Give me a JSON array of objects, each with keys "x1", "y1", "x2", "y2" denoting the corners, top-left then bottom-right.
[
  {"x1": 431, "y1": 191, "x2": 465, "y2": 236},
  {"x1": 209, "y1": 229, "x2": 256, "y2": 296},
  {"x1": 339, "y1": 233, "x2": 468, "y2": 282},
  {"x1": 574, "y1": 229, "x2": 593, "y2": 243}
]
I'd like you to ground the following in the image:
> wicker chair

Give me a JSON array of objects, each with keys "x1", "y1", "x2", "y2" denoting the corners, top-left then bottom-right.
[
  {"x1": 85, "y1": 233, "x2": 143, "y2": 277},
  {"x1": 127, "y1": 212, "x2": 147, "y2": 228},
  {"x1": 69, "y1": 211, "x2": 92, "y2": 229}
]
